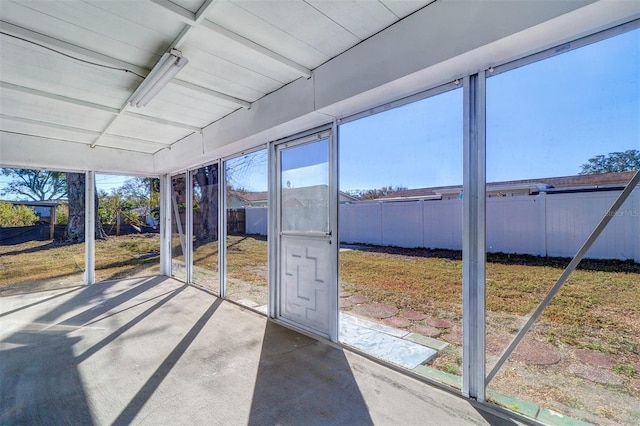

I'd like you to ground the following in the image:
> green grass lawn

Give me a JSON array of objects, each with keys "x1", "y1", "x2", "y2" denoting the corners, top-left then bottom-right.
[{"x1": 0, "y1": 234, "x2": 160, "y2": 290}]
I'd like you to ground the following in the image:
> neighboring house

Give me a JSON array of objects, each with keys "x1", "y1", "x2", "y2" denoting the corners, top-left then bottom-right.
[
  {"x1": 1, "y1": 200, "x2": 60, "y2": 223},
  {"x1": 369, "y1": 171, "x2": 635, "y2": 202},
  {"x1": 228, "y1": 188, "x2": 358, "y2": 207},
  {"x1": 227, "y1": 190, "x2": 268, "y2": 208},
  {"x1": 130, "y1": 207, "x2": 159, "y2": 227}
]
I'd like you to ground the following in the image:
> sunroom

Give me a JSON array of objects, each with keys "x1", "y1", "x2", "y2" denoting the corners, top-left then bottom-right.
[{"x1": 1, "y1": 1, "x2": 639, "y2": 425}]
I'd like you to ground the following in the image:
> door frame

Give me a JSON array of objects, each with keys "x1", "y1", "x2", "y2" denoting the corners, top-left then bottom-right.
[{"x1": 268, "y1": 124, "x2": 339, "y2": 341}]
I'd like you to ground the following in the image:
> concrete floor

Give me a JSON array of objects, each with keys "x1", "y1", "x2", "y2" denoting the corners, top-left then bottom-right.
[{"x1": 0, "y1": 277, "x2": 521, "y2": 425}]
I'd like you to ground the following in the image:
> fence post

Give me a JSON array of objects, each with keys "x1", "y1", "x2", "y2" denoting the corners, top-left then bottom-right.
[{"x1": 49, "y1": 205, "x2": 55, "y2": 240}]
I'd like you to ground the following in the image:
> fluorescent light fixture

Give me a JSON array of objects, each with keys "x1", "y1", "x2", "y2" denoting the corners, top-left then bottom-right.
[{"x1": 128, "y1": 48, "x2": 188, "y2": 108}]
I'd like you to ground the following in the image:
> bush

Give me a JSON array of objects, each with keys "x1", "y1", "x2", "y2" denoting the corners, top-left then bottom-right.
[
  {"x1": 56, "y1": 203, "x2": 69, "y2": 225},
  {"x1": 0, "y1": 202, "x2": 38, "y2": 227}
]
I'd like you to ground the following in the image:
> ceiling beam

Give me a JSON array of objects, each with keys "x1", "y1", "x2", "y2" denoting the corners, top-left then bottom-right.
[
  {"x1": 123, "y1": 111, "x2": 201, "y2": 132},
  {"x1": 91, "y1": 113, "x2": 126, "y2": 148},
  {"x1": 200, "y1": 19, "x2": 312, "y2": 78},
  {"x1": 171, "y1": 80, "x2": 251, "y2": 109},
  {"x1": 195, "y1": 0, "x2": 217, "y2": 24},
  {"x1": 149, "y1": 0, "x2": 195, "y2": 23},
  {"x1": 0, "y1": 81, "x2": 119, "y2": 114},
  {"x1": 0, "y1": 20, "x2": 148, "y2": 76},
  {"x1": 167, "y1": 0, "x2": 217, "y2": 49},
  {"x1": 1, "y1": 113, "x2": 105, "y2": 138},
  {"x1": 149, "y1": 1, "x2": 312, "y2": 78},
  {"x1": 0, "y1": 81, "x2": 202, "y2": 132},
  {"x1": 0, "y1": 114, "x2": 171, "y2": 148}
]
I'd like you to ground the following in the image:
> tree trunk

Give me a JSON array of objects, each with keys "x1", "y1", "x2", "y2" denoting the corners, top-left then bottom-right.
[
  {"x1": 65, "y1": 173, "x2": 107, "y2": 242},
  {"x1": 193, "y1": 165, "x2": 218, "y2": 242}
]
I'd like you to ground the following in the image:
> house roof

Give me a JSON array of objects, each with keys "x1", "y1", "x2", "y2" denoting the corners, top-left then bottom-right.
[
  {"x1": 1, "y1": 200, "x2": 61, "y2": 207},
  {"x1": 229, "y1": 189, "x2": 359, "y2": 203},
  {"x1": 375, "y1": 171, "x2": 637, "y2": 200},
  {"x1": 229, "y1": 190, "x2": 268, "y2": 203}
]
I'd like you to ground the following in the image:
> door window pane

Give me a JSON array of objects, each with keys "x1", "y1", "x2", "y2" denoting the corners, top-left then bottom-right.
[{"x1": 281, "y1": 139, "x2": 329, "y2": 233}]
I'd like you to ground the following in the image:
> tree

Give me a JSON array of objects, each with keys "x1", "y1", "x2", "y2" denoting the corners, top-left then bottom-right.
[
  {"x1": 0, "y1": 168, "x2": 67, "y2": 201},
  {"x1": 0, "y1": 202, "x2": 37, "y2": 227},
  {"x1": 65, "y1": 173, "x2": 107, "y2": 242},
  {"x1": 120, "y1": 177, "x2": 160, "y2": 223},
  {"x1": 98, "y1": 189, "x2": 142, "y2": 236},
  {"x1": 579, "y1": 150, "x2": 640, "y2": 175},
  {"x1": 192, "y1": 165, "x2": 218, "y2": 242},
  {"x1": 347, "y1": 185, "x2": 408, "y2": 200}
]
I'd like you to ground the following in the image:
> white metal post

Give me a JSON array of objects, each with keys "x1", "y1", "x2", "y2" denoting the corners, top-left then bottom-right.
[
  {"x1": 185, "y1": 171, "x2": 193, "y2": 284},
  {"x1": 329, "y1": 120, "x2": 339, "y2": 342},
  {"x1": 160, "y1": 174, "x2": 172, "y2": 276},
  {"x1": 267, "y1": 141, "x2": 278, "y2": 319},
  {"x1": 219, "y1": 161, "x2": 226, "y2": 298},
  {"x1": 462, "y1": 72, "x2": 486, "y2": 401},
  {"x1": 85, "y1": 170, "x2": 95, "y2": 285}
]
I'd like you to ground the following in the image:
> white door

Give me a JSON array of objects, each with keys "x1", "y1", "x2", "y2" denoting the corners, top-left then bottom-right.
[{"x1": 275, "y1": 131, "x2": 337, "y2": 339}]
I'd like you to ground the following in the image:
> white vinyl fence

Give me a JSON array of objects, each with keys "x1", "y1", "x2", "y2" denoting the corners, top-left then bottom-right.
[
  {"x1": 343, "y1": 189, "x2": 640, "y2": 261},
  {"x1": 243, "y1": 188, "x2": 640, "y2": 261},
  {"x1": 246, "y1": 206, "x2": 268, "y2": 235}
]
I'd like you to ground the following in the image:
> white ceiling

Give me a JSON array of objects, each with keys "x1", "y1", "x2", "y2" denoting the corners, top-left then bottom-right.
[{"x1": 0, "y1": 0, "x2": 434, "y2": 156}]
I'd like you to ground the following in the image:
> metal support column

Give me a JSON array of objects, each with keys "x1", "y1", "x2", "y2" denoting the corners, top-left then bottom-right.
[
  {"x1": 267, "y1": 142, "x2": 278, "y2": 319},
  {"x1": 185, "y1": 171, "x2": 193, "y2": 284},
  {"x1": 160, "y1": 174, "x2": 172, "y2": 276},
  {"x1": 462, "y1": 72, "x2": 486, "y2": 401},
  {"x1": 219, "y1": 162, "x2": 227, "y2": 298},
  {"x1": 85, "y1": 171, "x2": 95, "y2": 285},
  {"x1": 329, "y1": 120, "x2": 339, "y2": 342}
]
